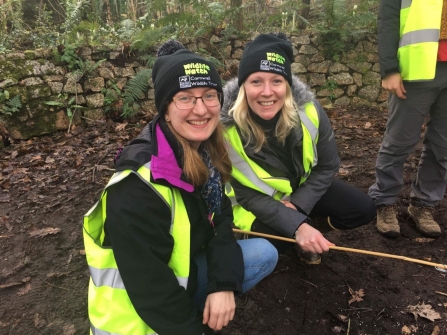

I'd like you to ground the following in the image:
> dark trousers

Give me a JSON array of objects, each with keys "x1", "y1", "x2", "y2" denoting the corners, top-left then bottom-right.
[{"x1": 251, "y1": 179, "x2": 376, "y2": 253}]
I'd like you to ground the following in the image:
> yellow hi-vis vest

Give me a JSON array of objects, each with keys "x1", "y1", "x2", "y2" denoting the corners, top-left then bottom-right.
[
  {"x1": 83, "y1": 162, "x2": 191, "y2": 335},
  {"x1": 225, "y1": 102, "x2": 319, "y2": 231},
  {"x1": 398, "y1": 0, "x2": 443, "y2": 80}
]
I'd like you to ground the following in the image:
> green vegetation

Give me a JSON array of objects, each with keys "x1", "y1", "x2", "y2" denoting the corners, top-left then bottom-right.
[{"x1": 0, "y1": 90, "x2": 22, "y2": 116}]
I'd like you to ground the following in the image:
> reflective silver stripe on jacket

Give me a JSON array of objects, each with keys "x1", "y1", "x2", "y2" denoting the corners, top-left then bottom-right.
[
  {"x1": 399, "y1": 29, "x2": 440, "y2": 48},
  {"x1": 225, "y1": 183, "x2": 238, "y2": 205},
  {"x1": 298, "y1": 109, "x2": 318, "y2": 168},
  {"x1": 89, "y1": 266, "x2": 187, "y2": 290},
  {"x1": 91, "y1": 324, "x2": 157, "y2": 335},
  {"x1": 90, "y1": 266, "x2": 125, "y2": 289},
  {"x1": 401, "y1": 0, "x2": 412, "y2": 9},
  {"x1": 227, "y1": 144, "x2": 277, "y2": 197}
]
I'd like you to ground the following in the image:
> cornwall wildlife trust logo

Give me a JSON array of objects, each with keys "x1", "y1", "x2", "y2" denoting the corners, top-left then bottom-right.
[
  {"x1": 259, "y1": 52, "x2": 288, "y2": 76},
  {"x1": 179, "y1": 76, "x2": 191, "y2": 88}
]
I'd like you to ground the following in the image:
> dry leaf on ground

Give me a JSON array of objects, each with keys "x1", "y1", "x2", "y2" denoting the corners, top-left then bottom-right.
[
  {"x1": 29, "y1": 227, "x2": 61, "y2": 237},
  {"x1": 406, "y1": 302, "x2": 441, "y2": 322},
  {"x1": 348, "y1": 286, "x2": 365, "y2": 305}
]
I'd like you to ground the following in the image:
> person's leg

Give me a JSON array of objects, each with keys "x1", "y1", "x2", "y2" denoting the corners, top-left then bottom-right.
[
  {"x1": 250, "y1": 219, "x2": 292, "y2": 254},
  {"x1": 309, "y1": 179, "x2": 376, "y2": 230},
  {"x1": 192, "y1": 238, "x2": 278, "y2": 309},
  {"x1": 411, "y1": 62, "x2": 447, "y2": 206}
]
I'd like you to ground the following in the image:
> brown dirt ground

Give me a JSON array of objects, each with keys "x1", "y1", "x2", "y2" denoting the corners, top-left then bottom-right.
[{"x1": 0, "y1": 107, "x2": 446, "y2": 335}]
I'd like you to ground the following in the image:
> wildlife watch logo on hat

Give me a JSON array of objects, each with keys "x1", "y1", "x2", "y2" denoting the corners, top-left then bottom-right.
[
  {"x1": 238, "y1": 33, "x2": 294, "y2": 87},
  {"x1": 151, "y1": 40, "x2": 223, "y2": 115}
]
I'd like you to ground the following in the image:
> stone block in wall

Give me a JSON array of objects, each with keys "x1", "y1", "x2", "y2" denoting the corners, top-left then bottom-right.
[
  {"x1": 294, "y1": 55, "x2": 311, "y2": 67},
  {"x1": 44, "y1": 75, "x2": 64, "y2": 82},
  {"x1": 308, "y1": 73, "x2": 326, "y2": 87},
  {"x1": 291, "y1": 63, "x2": 307, "y2": 74},
  {"x1": 290, "y1": 34, "x2": 310, "y2": 46},
  {"x1": 0, "y1": 78, "x2": 18, "y2": 88},
  {"x1": 232, "y1": 49, "x2": 243, "y2": 60},
  {"x1": 366, "y1": 53, "x2": 379, "y2": 63},
  {"x1": 334, "y1": 96, "x2": 351, "y2": 106},
  {"x1": 328, "y1": 73, "x2": 354, "y2": 86},
  {"x1": 78, "y1": 47, "x2": 92, "y2": 58},
  {"x1": 63, "y1": 81, "x2": 83, "y2": 94},
  {"x1": 347, "y1": 85, "x2": 357, "y2": 96},
  {"x1": 113, "y1": 67, "x2": 135, "y2": 77},
  {"x1": 317, "y1": 97, "x2": 332, "y2": 107},
  {"x1": 55, "y1": 109, "x2": 82, "y2": 130},
  {"x1": 329, "y1": 63, "x2": 349, "y2": 74},
  {"x1": 75, "y1": 95, "x2": 86, "y2": 105},
  {"x1": 47, "y1": 82, "x2": 63, "y2": 94},
  {"x1": 225, "y1": 59, "x2": 240, "y2": 69},
  {"x1": 310, "y1": 33, "x2": 319, "y2": 46},
  {"x1": 86, "y1": 93, "x2": 104, "y2": 108},
  {"x1": 377, "y1": 89, "x2": 389, "y2": 102},
  {"x1": 98, "y1": 68, "x2": 114, "y2": 80},
  {"x1": 84, "y1": 109, "x2": 105, "y2": 123},
  {"x1": 308, "y1": 61, "x2": 332, "y2": 74},
  {"x1": 363, "y1": 71, "x2": 381, "y2": 86},
  {"x1": 372, "y1": 63, "x2": 381, "y2": 73},
  {"x1": 234, "y1": 40, "x2": 245, "y2": 48},
  {"x1": 210, "y1": 35, "x2": 221, "y2": 44},
  {"x1": 310, "y1": 54, "x2": 325, "y2": 62},
  {"x1": 7, "y1": 86, "x2": 28, "y2": 104},
  {"x1": 353, "y1": 73, "x2": 363, "y2": 87},
  {"x1": 197, "y1": 40, "x2": 208, "y2": 50},
  {"x1": 126, "y1": 61, "x2": 141, "y2": 68},
  {"x1": 299, "y1": 45, "x2": 318, "y2": 55},
  {"x1": 38, "y1": 61, "x2": 65, "y2": 76},
  {"x1": 84, "y1": 77, "x2": 105, "y2": 92},
  {"x1": 358, "y1": 85, "x2": 380, "y2": 102},
  {"x1": 347, "y1": 61, "x2": 371, "y2": 74},
  {"x1": 356, "y1": 42, "x2": 364, "y2": 52},
  {"x1": 317, "y1": 88, "x2": 344, "y2": 99},
  {"x1": 6, "y1": 53, "x2": 25, "y2": 60},
  {"x1": 66, "y1": 72, "x2": 83, "y2": 82},
  {"x1": 188, "y1": 42, "x2": 198, "y2": 52},
  {"x1": 351, "y1": 97, "x2": 370, "y2": 107},
  {"x1": 363, "y1": 41, "x2": 377, "y2": 53},
  {"x1": 22, "y1": 77, "x2": 44, "y2": 86},
  {"x1": 27, "y1": 85, "x2": 51, "y2": 100},
  {"x1": 223, "y1": 45, "x2": 232, "y2": 59}
]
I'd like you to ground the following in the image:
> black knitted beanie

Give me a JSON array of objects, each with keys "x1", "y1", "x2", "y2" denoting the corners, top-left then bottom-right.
[
  {"x1": 152, "y1": 40, "x2": 223, "y2": 115},
  {"x1": 238, "y1": 33, "x2": 294, "y2": 87}
]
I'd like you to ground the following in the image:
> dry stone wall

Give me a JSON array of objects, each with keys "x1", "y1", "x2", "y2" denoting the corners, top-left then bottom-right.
[{"x1": 0, "y1": 32, "x2": 387, "y2": 142}]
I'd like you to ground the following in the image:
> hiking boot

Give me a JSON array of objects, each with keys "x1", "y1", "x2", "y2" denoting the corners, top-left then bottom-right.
[
  {"x1": 376, "y1": 205, "x2": 400, "y2": 237},
  {"x1": 408, "y1": 204, "x2": 442, "y2": 237},
  {"x1": 295, "y1": 245, "x2": 321, "y2": 265}
]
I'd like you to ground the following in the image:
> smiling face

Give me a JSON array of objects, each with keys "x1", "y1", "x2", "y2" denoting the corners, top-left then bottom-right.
[
  {"x1": 165, "y1": 87, "x2": 221, "y2": 150},
  {"x1": 244, "y1": 72, "x2": 287, "y2": 121}
]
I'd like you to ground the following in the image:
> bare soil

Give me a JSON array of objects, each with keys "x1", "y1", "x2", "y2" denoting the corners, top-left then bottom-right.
[{"x1": 1, "y1": 107, "x2": 446, "y2": 335}]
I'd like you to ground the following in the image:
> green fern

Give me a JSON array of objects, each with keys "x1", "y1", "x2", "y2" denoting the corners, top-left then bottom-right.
[
  {"x1": 0, "y1": 95, "x2": 22, "y2": 116},
  {"x1": 122, "y1": 68, "x2": 152, "y2": 118}
]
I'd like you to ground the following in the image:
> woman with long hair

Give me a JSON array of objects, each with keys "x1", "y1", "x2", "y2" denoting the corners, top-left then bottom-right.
[
  {"x1": 83, "y1": 40, "x2": 278, "y2": 335},
  {"x1": 222, "y1": 33, "x2": 376, "y2": 264}
]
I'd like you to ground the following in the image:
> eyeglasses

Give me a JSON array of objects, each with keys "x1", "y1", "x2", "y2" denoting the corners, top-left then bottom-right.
[{"x1": 172, "y1": 92, "x2": 222, "y2": 110}]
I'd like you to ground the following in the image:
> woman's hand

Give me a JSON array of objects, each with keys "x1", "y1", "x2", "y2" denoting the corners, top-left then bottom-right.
[
  {"x1": 294, "y1": 223, "x2": 334, "y2": 253},
  {"x1": 203, "y1": 291, "x2": 236, "y2": 330}
]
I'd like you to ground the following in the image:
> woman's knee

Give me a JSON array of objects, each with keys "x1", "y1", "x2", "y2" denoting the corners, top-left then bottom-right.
[{"x1": 239, "y1": 238, "x2": 278, "y2": 273}]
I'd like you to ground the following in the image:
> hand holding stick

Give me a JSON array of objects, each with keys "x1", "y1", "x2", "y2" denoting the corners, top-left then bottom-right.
[{"x1": 232, "y1": 228, "x2": 447, "y2": 271}]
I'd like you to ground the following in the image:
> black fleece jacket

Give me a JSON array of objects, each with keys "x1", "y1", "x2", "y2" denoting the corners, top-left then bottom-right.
[{"x1": 102, "y1": 116, "x2": 244, "y2": 335}]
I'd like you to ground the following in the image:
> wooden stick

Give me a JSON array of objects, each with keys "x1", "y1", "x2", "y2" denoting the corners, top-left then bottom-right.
[{"x1": 233, "y1": 228, "x2": 447, "y2": 270}]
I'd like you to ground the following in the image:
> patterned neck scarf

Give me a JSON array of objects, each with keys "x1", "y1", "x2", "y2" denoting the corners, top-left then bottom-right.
[{"x1": 199, "y1": 148, "x2": 222, "y2": 217}]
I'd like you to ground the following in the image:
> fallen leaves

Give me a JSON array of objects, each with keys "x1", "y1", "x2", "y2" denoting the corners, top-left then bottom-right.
[
  {"x1": 29, "y1": 227, "x2": 61, "y2": 237},
  {"x1": 348, "y1": 286, "x2": 365, "y2": 305},
  {"x1": 405, "y1": 302, "x2": 441, "y2": 322}
]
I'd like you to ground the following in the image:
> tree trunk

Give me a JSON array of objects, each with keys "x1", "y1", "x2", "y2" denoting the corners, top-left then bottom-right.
[
  {"x1": 231, "y1": 0, "x2": 243, "y2": 31},
  {"x1": 104, "y1": 0, "x2": 112, "y2": 23},
  {"x1": 298, "y1": 0, "x2": 310, "y2": 29}
]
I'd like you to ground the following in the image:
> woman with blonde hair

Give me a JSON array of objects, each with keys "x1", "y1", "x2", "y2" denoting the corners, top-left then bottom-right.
[
  {"x1": 83, "y1": 40, "x2": 278, "y2": 335},
  {"x1": 222, "y1": 33, "x2": 376, "y2": 263}
]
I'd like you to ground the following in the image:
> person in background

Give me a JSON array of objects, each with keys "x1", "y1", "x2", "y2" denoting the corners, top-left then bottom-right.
[
  {"x1": 83, "y1": 40, "x2": 278, "y2": 335},
  {"x1": 369, "y1": 0, "x2": 447, "y2": 237},
  {"x1": 221, "y1": 33, "x2": 376, "y2": 264}
]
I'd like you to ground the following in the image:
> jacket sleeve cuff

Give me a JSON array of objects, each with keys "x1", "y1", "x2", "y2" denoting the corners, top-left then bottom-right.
[{"x1": 206, "y1": 280, "x2": 243, "y2": 295}]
